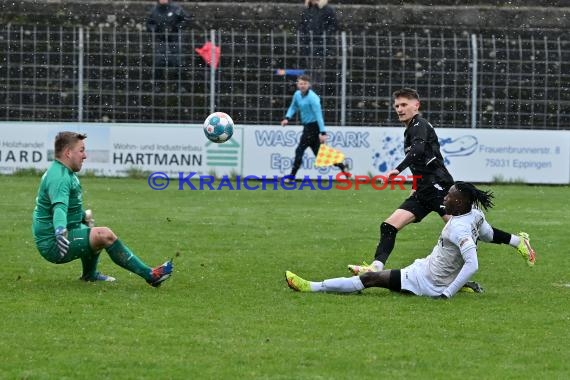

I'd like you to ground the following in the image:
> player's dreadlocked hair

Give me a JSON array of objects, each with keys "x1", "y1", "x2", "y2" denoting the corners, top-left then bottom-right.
[{"x1": 454, "y1": 181, "x2": 495, "y2": 211}]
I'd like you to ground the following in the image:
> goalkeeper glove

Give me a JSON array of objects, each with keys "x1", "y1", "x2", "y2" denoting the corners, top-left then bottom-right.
[{"x1": 55, "y1": 226, "x2": 70, "y2": 258}]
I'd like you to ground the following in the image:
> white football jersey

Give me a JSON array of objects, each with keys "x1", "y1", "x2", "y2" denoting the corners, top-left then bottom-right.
[
  {"x1": 402, "y1": 208, "x2": 493, "y2": 296},
  {"x1": 426, "y1": 208, "x2": 492, "y2": 285}
]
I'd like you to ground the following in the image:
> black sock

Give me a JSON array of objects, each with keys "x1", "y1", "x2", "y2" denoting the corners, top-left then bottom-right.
[
  {"x1": 491, "y1": 227, "x2": 511, "y2": 245},
  {"x1": 374, "y1": 222, "x2": 398, "y2": 264},
  {"x1": 388, "y1": 269, "x2": 402, "y2": 292}
]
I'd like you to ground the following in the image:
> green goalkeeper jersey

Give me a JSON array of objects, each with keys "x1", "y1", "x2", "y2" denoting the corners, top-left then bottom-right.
[{"x1": 32, "y1": 160, "x2": 84, "y2": 246}]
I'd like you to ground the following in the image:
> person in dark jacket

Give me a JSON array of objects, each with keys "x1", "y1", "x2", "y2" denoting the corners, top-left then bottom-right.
[
  {"x1": 146, "y1": 0, "x2": 190, "y2": 86},
  {"x1": 299, "y1": 0, "x2": 338, "y2": 41},
  {"x1": 298, "y1": 0, "x2": 339, "y2": 95}
]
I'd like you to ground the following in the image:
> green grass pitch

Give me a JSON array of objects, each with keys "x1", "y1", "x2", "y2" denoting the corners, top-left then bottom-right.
[{"x1": 2, "y1": 175, "x2": 569, "y2": 379}]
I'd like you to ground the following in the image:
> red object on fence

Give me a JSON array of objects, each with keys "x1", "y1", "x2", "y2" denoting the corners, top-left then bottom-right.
[{"x1": 196, "y1": 41, "x2": 221, "y2": 69}]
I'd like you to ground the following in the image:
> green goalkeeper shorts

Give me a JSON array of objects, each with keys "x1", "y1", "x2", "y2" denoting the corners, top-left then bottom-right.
[{"x1": 36, "y1": 224, "x2": 94, "y2": 264}]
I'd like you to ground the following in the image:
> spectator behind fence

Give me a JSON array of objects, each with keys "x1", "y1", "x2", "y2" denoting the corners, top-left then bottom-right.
[
  {"x1": 146, "y1": 0, "x2": 190, "y2": 89},
  {"x1": 298, "y1": 0, "x2": 339, "y2": 95},
  {"x1": 299, "y1": 0, "x2": 338, "y2": 39}
]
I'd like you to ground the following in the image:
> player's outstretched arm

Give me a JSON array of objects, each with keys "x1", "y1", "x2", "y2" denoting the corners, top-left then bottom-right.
[{"x1": 442, "y1": 241, "x2": 478, "y2": 298}]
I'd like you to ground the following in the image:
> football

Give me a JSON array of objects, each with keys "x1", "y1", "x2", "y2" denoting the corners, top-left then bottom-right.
[{"x1": 203, "y1": 112, "x2": 234, "y2": 143}]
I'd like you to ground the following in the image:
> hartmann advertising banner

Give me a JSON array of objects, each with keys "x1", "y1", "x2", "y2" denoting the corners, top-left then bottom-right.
[
  {"x1": 0, "y1": 122, "x2": 243, "y2": 177},
  {"x1": 1, "y1": 122, "x2": 568, "y2": 184}
]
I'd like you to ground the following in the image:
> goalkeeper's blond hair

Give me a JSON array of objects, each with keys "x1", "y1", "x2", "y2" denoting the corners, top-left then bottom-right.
[{"x1": 54, "y1": 132, "x2": 87, "y2": 158}]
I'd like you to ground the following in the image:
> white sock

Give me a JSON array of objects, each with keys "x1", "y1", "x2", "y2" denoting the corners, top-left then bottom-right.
[
  {"x1": 310, "y1": 276, "x2": 364, "y2": 293},
  {"x1": 372, "y1": 260, "x2": 384, "y2": 271},
  {"x1": 509, "y1": 235, "x2": 521, "y2": 248}
]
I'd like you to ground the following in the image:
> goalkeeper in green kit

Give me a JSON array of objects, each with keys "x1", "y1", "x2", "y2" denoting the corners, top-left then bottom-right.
[{"x1": 32, "y1": 131, "x2": 173, "y2": 286}]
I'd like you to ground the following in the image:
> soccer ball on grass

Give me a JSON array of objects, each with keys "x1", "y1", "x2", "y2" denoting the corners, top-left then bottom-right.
[{"x1": 203, "y1": 112, "x2": 234, "y2": 143}]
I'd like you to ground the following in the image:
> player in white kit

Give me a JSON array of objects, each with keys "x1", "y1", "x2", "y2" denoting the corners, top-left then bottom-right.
[{"x1": 286, "y1": 182, "x2": 514, "y2": 299}]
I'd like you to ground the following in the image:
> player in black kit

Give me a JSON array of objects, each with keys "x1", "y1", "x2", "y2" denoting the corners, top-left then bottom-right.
[{"x1": 348, "y1": 88, "x2": 535, "y2": 276}]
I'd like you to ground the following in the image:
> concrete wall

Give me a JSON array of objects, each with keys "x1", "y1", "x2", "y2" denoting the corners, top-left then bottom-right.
[{"x1": 2, "y1": 1, "x2": 569, "y2": 33}]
